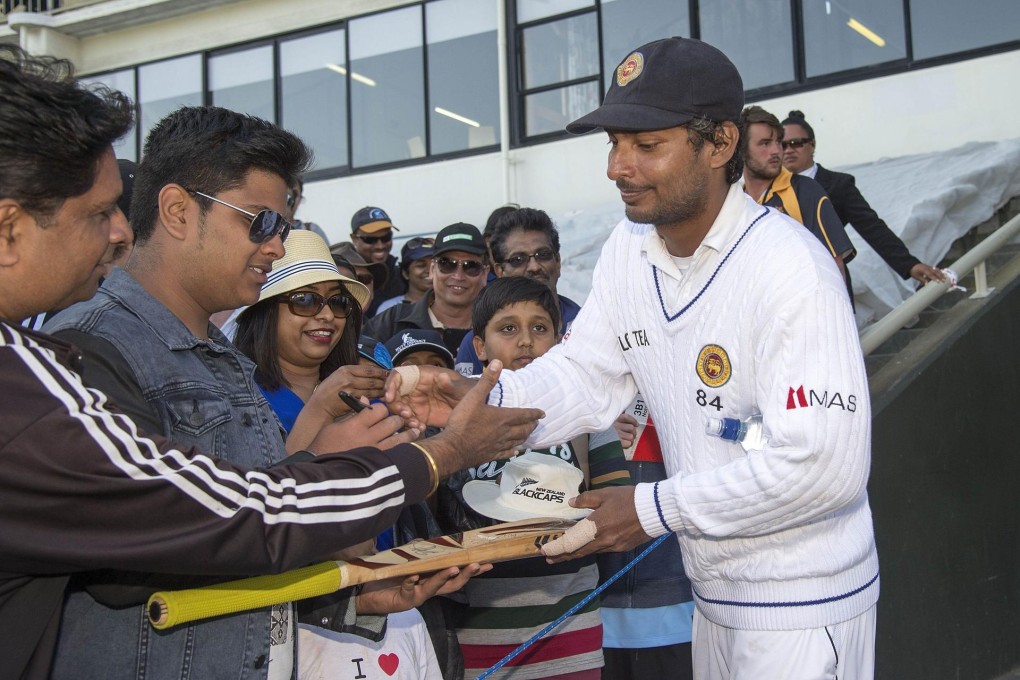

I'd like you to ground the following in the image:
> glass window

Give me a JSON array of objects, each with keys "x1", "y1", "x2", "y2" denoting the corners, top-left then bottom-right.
[
  {"x1": 524, "y1": 81, "x2": 599, "y2": 136},
  {"x1": 521, "y1": 12, "x2": 599, "y2": 89},
  {"x1": 349, "y1": 5, "x2": 426, "y2": 167},
  {"x1": 699, "y1": 0, "x2": 794, "y2": 90},
  {"x1": 209, "y1": 45, "x2": 274, "y2": 121},
  {"x1": 802, "y1": 0, "x2": 906, "y2": 77},
  {"x1": 281, "y1": 29, "x2": 348, "y2": 172},
  {"x1": 517, "y1": 0, "x2": 593, "y2": 24},
  {"x1": 600, "y1": 0, "x2": 690, "y2": 92},
  {"x1": 426, "y1": 0, "x2": 500, "y2": 155},
  {"x1": 82, "y1": 69, "x2": 137, "y2": 161},
  {"x1": 910, "y1": 0, "x2": 1020, "y2": 60},
  {"x1": 138, "y1": 55, "x2": 203, "y2": 151}
]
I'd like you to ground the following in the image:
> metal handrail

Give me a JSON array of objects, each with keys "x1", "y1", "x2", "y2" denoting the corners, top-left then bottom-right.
[{"x1": 860, "y1": 211, "x2": 1020, "y2": 355}]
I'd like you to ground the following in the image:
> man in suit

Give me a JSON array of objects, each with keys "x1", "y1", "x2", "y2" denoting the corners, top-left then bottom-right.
[{"x1": 781, "y1": 110, "x2": 945, "y2": 285}]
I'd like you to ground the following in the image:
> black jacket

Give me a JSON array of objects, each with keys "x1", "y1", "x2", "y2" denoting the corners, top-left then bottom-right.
[
  {"x1": 363, "y1": 292, "x2": 469, "y2": 355},
  {"x1": 814, "y1": 164, "x2": 921, "y2": 279},
  {"x1": 0, "y1": 322, "x2": 429, "y2": 680}
]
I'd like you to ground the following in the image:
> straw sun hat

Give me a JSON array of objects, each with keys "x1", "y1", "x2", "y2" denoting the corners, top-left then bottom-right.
[{"x1": 257, "y1": 230, "x2": 370, "y2": 310}]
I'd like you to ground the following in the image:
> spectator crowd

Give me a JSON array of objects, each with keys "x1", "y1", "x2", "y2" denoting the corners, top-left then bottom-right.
[{"x1": 1, "y1": 32, "x2": 939, "y2": 680}]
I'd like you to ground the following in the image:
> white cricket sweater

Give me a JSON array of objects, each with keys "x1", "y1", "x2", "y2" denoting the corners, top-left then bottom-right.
[{"x1": 493, "y1": 184, "x2": 879, "y2": 631}]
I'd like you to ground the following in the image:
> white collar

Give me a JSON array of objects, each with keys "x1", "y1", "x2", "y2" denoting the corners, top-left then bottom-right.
[
  {"x1": 641, "y1": 183, "x2": 752, "y2": 278},
  {"x1": 799, "y1": 163, "x2": 819, "y2": 179}
]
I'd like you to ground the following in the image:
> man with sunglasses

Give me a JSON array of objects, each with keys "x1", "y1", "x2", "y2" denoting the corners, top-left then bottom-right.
[
  {"x1": 351, "y1": 206, "x2": 403, "y2": 316},
  {"x1": 781, "y1": 110, "x2": 946, "y2": 287},
  {"x1": 366, "y1": 222, "x2": 489, "y2": 356},
  {"x1": 454, "y1": 207, "x2": 580, "y2": 376},
  {"x1": 740, "y1": 105, "x2": 854, "y2": 296},
  {"x1": 43, "y1": 106, "x2": 502, "y2": 680}
]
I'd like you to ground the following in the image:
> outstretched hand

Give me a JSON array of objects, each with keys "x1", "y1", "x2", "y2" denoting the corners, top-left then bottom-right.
[
  {"x1": 541, "y1": 486, "x2": 652, "y2": 562},
  {"x1": 306, "y1": 403, "x2": 420, "y2": 456},
  {"x1": 383, "y1": 364, "x2": 476, "y2": 430},
  {"x1": 420, "y1": 361, "x2": 545, "y2": 477},
  {"x1": 355, "y1": 563, "x2": 492, "y2": 615}
]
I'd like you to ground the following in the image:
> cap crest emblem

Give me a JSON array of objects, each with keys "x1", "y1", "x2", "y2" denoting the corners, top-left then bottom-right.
[{"x1": 616, "y1": 51, "x2": 644, "y2": 87}]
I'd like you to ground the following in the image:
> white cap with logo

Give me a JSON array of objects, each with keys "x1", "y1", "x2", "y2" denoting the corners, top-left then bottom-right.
[{"x1": 462, "y1": 451, "x2": 590, "y2": 522}]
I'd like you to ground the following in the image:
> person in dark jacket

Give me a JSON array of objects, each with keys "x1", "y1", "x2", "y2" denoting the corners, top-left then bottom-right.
[
  {"x1": 365, "y1": 222, "x2": 489, "y2": 355},
  {"x1": 0, "y1": 45, "x2": 541, "y2": 680},
  {"x1": 350, "y1": 206, "x2": 405, "y2": 316},
  {"x1": 781, "y1": 110, "x2": 945, "y2": 285}
]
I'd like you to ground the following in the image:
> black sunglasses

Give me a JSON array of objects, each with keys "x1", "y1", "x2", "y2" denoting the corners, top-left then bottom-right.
[
  {"x1": 186, "y1": 189, "x2": 291, "y2": 244},
  {"x1": 356, "y1": 232, "x2": 393, "y2": 245},
  {"x1": 435, "y1": 256, "x2": 485, "y2": 277},
  {"x1": 781, "y1": 137, "x2": 814, "y2": 150},
  {"x1": 501, "y1": 248, "x2": 557, "y2": 270},
  {"x1": 277, "y1": 291, "x2": 355, "y2": 318}
]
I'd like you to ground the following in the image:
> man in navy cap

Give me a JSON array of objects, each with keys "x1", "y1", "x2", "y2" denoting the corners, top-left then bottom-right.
[
  {"x1": 351, "y1": 206, "x2": 403, "y2": 316},
  {"x1": 388, "y1": 37, "x2": 878, "y2": 680}
]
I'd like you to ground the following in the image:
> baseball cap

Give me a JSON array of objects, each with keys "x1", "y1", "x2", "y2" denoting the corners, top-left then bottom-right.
[
  {"x1": 329, "y1": 241, "x2": 389, "y2": 288},
  {"x1": 566, "y1": 37, "x2": 744, "y2": 134},
  {"x1": 462, "y1": 452, "x2": 590, "y2": 522},
  {"x1": 433, "y1": 222, "x2": 486, "y2": 257},
  {"x1": 401, "y1": 236, "x2": 435, "y2": 265},
  {"x1": 384, "y1": 329, "x2": 454, "y2": 369},
  {"x1": 351, "y1": 206, "x2": 399, "y2": 234},
  {"x1": 357, "y1": 335, "x2": 394, "y2": 369}
]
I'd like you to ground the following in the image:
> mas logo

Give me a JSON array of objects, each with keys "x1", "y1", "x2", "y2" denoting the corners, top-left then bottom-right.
[
  {"x1": 616, "y1": 51, "x2": 644, "y2": 86},
  {"x1": 697, "y1": 344, "x2": 731, "y2": 388}
]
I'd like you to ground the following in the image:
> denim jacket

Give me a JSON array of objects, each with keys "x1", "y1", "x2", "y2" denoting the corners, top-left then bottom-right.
[{"x1": 46, "y1": 268, "x2": 292, "y2": 680}]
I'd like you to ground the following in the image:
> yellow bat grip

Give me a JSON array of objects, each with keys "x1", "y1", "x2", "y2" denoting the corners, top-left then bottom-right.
[{"x1": 147, "y1": 561, "x2": 343, "y2": 630}]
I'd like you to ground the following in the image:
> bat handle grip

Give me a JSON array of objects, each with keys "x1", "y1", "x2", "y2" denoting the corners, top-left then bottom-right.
[{"x1": 147, "y1": 561, "x2": 344, "y2": 629}]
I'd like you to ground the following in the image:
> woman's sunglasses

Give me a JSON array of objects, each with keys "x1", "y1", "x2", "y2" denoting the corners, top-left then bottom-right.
[
  {"x1": 277, "y1": 291, "x2": 355, "y2": 318},
  {"x1": 435, "y1": 256, "x2": 485, "y2": 277},
  {"x1": 186, "y1": 189, "x2": 292, "y2": 244}
]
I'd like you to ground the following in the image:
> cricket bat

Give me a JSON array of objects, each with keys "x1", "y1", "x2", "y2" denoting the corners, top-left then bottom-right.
[{"x1": 147, "y1": 517, "x2": 574, "y2": 629}]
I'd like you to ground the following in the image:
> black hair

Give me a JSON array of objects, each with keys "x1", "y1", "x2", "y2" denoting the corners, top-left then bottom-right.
[
  {"x1": 472, "y1": 276, "x2": 561, "y2": 339},
  {"x1": 483, "y1": 204, "x2": 520, "y2": 239},
  {"x1": 132, "y1": 106, "x2": 311, "y2": 243},
  {"x1": 233, "y1": 283, "x2": 362, "y2": 391},
  {"x1": 685, "y1": 116, "x2": 744, "y2": 185},
  {"x1": 488, "y1": 207, "x2": 561, "y2": 264},
  {"x1": 0, "y1": 45, "x2": 133, "y2": 223},
  {"x1": 781, "y1": 110, "x2": 815, "y2": 140}
]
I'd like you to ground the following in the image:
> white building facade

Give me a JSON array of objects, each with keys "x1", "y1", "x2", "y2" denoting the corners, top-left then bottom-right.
[{"x1": 3, "y1": 0, "x2": 1018, "y2": 240}]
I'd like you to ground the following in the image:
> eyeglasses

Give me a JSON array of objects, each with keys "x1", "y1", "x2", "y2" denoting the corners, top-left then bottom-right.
[
  {"x1": 355, "y1": 232, "x2": 393, "y2": 245},
  {"x1": 501, "y1": 248, "x2": 557, "y2": 270},
  {"x1": 186, "y1": 189, "x2": 291, "y2": 244},
  {"x1": 435, "y1": 256, "x2": 485, "y2": 277},
  {"x1": 277, "y1": 291, "x2": 355, "y2": 318},
  {"x1": 781, "y1": 138, "x2": 814, "y2": 150}
]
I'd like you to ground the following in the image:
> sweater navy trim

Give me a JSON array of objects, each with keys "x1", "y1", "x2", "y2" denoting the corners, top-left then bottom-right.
[
  {"x1": 653, "y1": 208, "x2": 769, "y2": 323},
  {"x1": 653, "y1": 481, "x2": 672, "y2": 533},
  {"x1": 693, "y1": 571, "x2": 878, "y2": 608},
  {"x1": 495, "y1": 378, "x2": 504, "y2": 407}
]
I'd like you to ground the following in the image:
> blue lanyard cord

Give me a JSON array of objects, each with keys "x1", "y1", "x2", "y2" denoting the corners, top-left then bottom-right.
[{"x1": 475, "y1": 533, "x2": 673, "y2": 680}]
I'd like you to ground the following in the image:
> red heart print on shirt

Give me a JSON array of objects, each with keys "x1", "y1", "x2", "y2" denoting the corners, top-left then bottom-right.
[{"x1": 378, "y1": 653, "x2": 399, "y2": 676}]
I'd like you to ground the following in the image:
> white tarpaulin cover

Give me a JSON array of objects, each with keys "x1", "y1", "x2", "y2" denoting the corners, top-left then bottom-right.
[{"x1": 554, "y1": 139, "x2": 1020, "y2": 329}]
